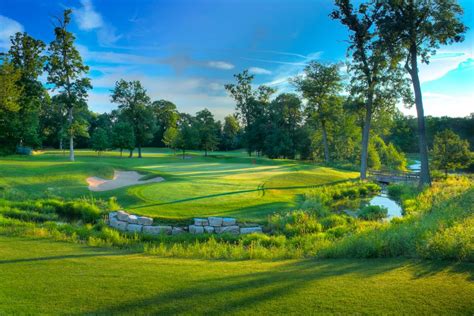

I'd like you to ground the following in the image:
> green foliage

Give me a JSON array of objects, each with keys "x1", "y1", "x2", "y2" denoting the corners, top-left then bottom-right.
[
  {"x1": 195, "y1": 108, "x2": 219, "y2": 155},
  {"x1": 110, "y1": 79, "x2": 155, "y2": 157},
  {"x1": 151, "y1": 99, "x2": 179, "y2": 147},
  {"x1": 111, "y1": 120, "x2": 135, "y2": 156},
  {"x1": 293, "y1": 62, "x2": 343, "y2": 163},
  {"x1": 221, "y1": 115, "x2": 240, "y2": 150},
  {"x1": 370, "y1": 135, "x2": 407, "y2": 171},
  {"x1": 0, "y1": 57, "x2": 22, "y2": 153},
  {"x1": 0, "y1": 198, "x2": 103, "y2": 224},
  {"x1": 387, "y1": 183, "x2": 418, "y2": 201},
  {"x1": 264, "y1": 93, "x2": 303, "y2": 159},
  {"x1": 269, "y1": 210, "x2": 322, "y2": 236},
  {"x1": 302, "y1": 181, "x2": 380, "y2": 212},
  {"x1": 358, "y1": 205, "x2": 388, "y2": 221},
  {"x1": 432, "y1": 129, "x2": 471, "y2": 175},
  {"x1": 90, "y1": 127, "x2": 109, "y2": 155},
  {"x1": 225, "y1": 70, "x2": 275, "y2": 155}
]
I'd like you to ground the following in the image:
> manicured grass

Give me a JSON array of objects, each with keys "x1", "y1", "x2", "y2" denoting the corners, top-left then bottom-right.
[
  {"x1": 0, "y1": 236, "x2": 472, "y2": 315},
  {"x1": 0, "y1": 148, "x2": 357, "y2": 221}
]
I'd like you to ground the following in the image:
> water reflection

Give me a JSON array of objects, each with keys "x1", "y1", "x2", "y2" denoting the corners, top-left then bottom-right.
[
  {"x1": 408, "y1": 160, "x2": 421, "y2": 172},
  {"x1": 368, "y1": 191, "x2": 403, "y2": 220}
]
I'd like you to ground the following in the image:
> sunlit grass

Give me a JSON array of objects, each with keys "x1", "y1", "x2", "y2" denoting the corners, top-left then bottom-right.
[
  {"x1": 0, "y1": 149, "x2": 358, "y2": 221},
  {"x1": 0, "y1": 236, "x2": 472, "y2": 315}
]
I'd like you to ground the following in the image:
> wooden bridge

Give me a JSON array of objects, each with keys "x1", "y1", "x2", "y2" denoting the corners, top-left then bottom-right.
[{"x1": 368, "y1": 170, "x2": 420, "y2": 184}]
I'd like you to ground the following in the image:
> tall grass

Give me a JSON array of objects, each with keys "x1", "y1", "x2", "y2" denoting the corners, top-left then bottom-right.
[{"x1": 0, "y1": 177, "x2": 471, "y2": 261}]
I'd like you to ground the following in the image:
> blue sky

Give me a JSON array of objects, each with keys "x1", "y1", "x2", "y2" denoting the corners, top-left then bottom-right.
[{"x1": 1, "y1": 0, "x2": 473, "y2": 119}]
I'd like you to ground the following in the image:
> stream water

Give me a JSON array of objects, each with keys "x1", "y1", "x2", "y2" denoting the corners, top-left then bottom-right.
[
  {"x1": 367, "y1": 188, "x2": 403, "y2": 220},
  {"x1": 362, "y1": 160, "x2": 420, "y2": 220}
]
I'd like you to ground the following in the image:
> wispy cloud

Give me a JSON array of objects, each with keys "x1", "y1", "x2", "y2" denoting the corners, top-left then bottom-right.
[
  {"x1": 242, "y1": 57, "x2": 309, "y2": 66},
  {"x1": 207, "y1": 61, "x2": 235, "y2": 70},
  {"x1": 251, "y1": 49, "x2": 308, "y2": 59},
  {"x1": 0, "y1": 15, "x2": 24, "y2": 50},
  {"x1": 87, "y1": 69, "x2": 234, "y2": 118},
  {"x1": 74, "y1": 0, "x2": 103, "y2": 30},
  {"x1": 249, "y1": 67, "x2": 272, "y2": 75},
  {"x1": 73, "y1": 0, "x2": 122, "y2": 46}
]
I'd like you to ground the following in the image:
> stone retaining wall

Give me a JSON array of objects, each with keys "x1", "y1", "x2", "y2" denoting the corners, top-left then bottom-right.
[{"x1": 108, "y1": 211, "x2": 263, "y2": 236}]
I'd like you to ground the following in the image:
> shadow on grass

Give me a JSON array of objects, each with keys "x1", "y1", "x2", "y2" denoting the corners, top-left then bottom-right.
[
  {"x1": 86, "y1": 258, "x2": 473, "y2": 315},
  {"x1": 0, "y1": 252, "x2": 128, "y2": 265}
]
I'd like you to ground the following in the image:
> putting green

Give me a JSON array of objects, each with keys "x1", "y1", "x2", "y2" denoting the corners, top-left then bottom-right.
[{"x1": 0, "y1": 148, "x2": 358, "y2": 221}]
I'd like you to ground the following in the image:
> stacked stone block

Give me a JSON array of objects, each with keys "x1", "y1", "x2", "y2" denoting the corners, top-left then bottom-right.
[
  {"x1": 189, "y1": 217, "x2": 262, "y2": 235},
  {"x1": 108, "y1": 212, "x2": 263, "y2": 236}
]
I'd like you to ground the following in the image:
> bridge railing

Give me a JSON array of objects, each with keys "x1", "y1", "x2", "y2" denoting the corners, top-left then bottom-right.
[{"x1": 368, "y1": 170, "x2": 420, "y2": 182}]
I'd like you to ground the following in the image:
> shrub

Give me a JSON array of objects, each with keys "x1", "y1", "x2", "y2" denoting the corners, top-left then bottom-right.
[
  {"x1": 269, "y1": 210, "x2": 322, "y2": 236},
  {"x1": 320, "y1": 214, "x2": 348, "y2": 229},
  {"x1": 56, "y1": 201, "x2": 102, "y2": 223},
  {"x1": 358, "y1": 205, "x2": 388, "y2": 221},
  {"x1": 387, "y1": 184, "x2": 418, "y2": 201}
]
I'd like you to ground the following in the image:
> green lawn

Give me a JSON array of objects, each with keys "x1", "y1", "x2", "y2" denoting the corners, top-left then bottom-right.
[
  {"x1": 0, "y1": 148, "x2": 357, "y2": 221},
  {"x1": 0, "y1": 236, "x2": 472, "y2": 315}
]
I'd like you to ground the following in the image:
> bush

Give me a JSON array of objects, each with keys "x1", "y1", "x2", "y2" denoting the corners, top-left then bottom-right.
[
  {"x1": 387, "y1": 184, "x2": 418, "y2": 201},
  {"x1": 358, "y1": 205, "x2": 388, "y2": 221},
  {"x1": 269, "y1": 210, "x2": 322, "y2": 236},
  {"x1": 320, "y1": 214, "x2": 348, "y2": 229},
  {"x1": 54, "y1": 201, "x2": 102, "y2": 223}
]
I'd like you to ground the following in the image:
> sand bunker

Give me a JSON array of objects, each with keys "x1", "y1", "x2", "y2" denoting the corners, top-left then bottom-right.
[{"x1": 87, "y1": 171, "x2": 164, "y2": 192}]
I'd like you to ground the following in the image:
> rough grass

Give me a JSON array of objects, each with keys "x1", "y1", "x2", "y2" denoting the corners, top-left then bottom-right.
[
  {"x1": 0, "y1": 148, "x2": 357, "y2": 221},
  {"x1": 0, "y1": 236, "x2": 472, "y2": 315}
]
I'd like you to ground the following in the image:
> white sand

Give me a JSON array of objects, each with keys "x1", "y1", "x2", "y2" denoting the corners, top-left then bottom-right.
[{"x1": 87, "y1": 171, "x2": 164, "y2": 192}]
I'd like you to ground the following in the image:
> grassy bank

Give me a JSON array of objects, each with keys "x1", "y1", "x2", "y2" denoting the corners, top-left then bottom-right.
[{"x1": 0, "y1": 236, "x2": 473, "y2": 315}]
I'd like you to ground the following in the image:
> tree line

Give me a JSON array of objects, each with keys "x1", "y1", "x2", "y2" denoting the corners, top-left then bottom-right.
[{"x1": 0, "y1": 2, "x2": 470, "y2": 185}]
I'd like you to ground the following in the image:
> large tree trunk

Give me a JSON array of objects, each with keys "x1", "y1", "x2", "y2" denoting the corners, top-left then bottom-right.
[
  {"x1": 68, "y1": 107, "x2": 74, "y2": 162},
  {"x1": 408, "y1": 47, "x2": 431, "y2": 186},
  {"x1": 129, "y1": 149, "x2": 133, "y2": 158},
  {"x1": 360, "y1": 96, "x2": 373, "y2": 180},
  {"x1": 321, "y1": 120, "x2": 330, "y2": 164},
  {"x1": 59, "y1": 138, "x2": 63, "y2": 151},
  {"x1": 138, "y1": 145, "x2": 142, "y2": 158}
]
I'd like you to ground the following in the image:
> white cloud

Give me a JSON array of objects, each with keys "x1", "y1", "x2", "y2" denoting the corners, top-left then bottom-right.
[
  {"x1": 260, "y1": 51, "x2": 322, "y2": 93},
  {"x1": 74, "y1": 0, "x2": 103, "y2": 30},
  {"x1": 0, "y1": 15, "x2": 24, "y2": 50},
  {"x1": 418, "y1": 49, "x2": 473, "y2": 83},
  {"x1": 249, "y1": 67, "x2": 272, "y2": 75},
  {"x1": 400, "y1": 92, "x2": 474, "y2": 117},
  {"x1": 207, "y1": 61, "x2": 235, "y2": 70},
  {"x1": 73, "y1": 0, "x2": 121, "y2": 46},
  {"x1": 87, "y1": 68, "x2": 234, "y2": 119}
]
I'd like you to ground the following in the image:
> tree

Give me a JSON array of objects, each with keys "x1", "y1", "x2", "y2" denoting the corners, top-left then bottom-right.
[
  {"x1": 175, "y1": 117, "x2": 199, "y2": 159},
  {"x1": 111, "y1": 120, "x2": 135, "y2": 157},
  {"x1": 225, "y1": 70, "x2": 275, "y2": 156},
  {"x1": 331, "y1": 0, "x2": 411, "y2": 179},
  {"x1": 293, "y1": 62, "x2": 342, "y2": 163},
  {"x1": 195, "y1": 108, "x2": 219, "y2": 156},
  {"x1": 432, "y1": 129, "x2": 470, "y2": 176},
  {"x1": 152, "y1": 99, "x2": 179, "y2": 147},
  {"x1": 221, "y1": 115, "x2": 240, "y2": 151},
  {"x1": 45, "y1": 9, "x2": 91, "y2": 161},
  {"x1": 91, "y1": 128, "x2": 109, "y2": 156},
  {"x1": 0, "y1": 57, "x2": 22, "y2": 153},
  {"x1": 264, "y1": 93, "x2": 303, "y2": 159},
  {"x1": 8, "y1": 32, "x2": 47, "y2": 148},
  {"x1": 162, "y1": 126, "x2": 178, "y2": 153},
  {"x1": 378, "y1": 1, "x2": 467, "y2": 186},
  {"x1": 110, "y1": 79, "x2": 155, "y2": 158}
]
